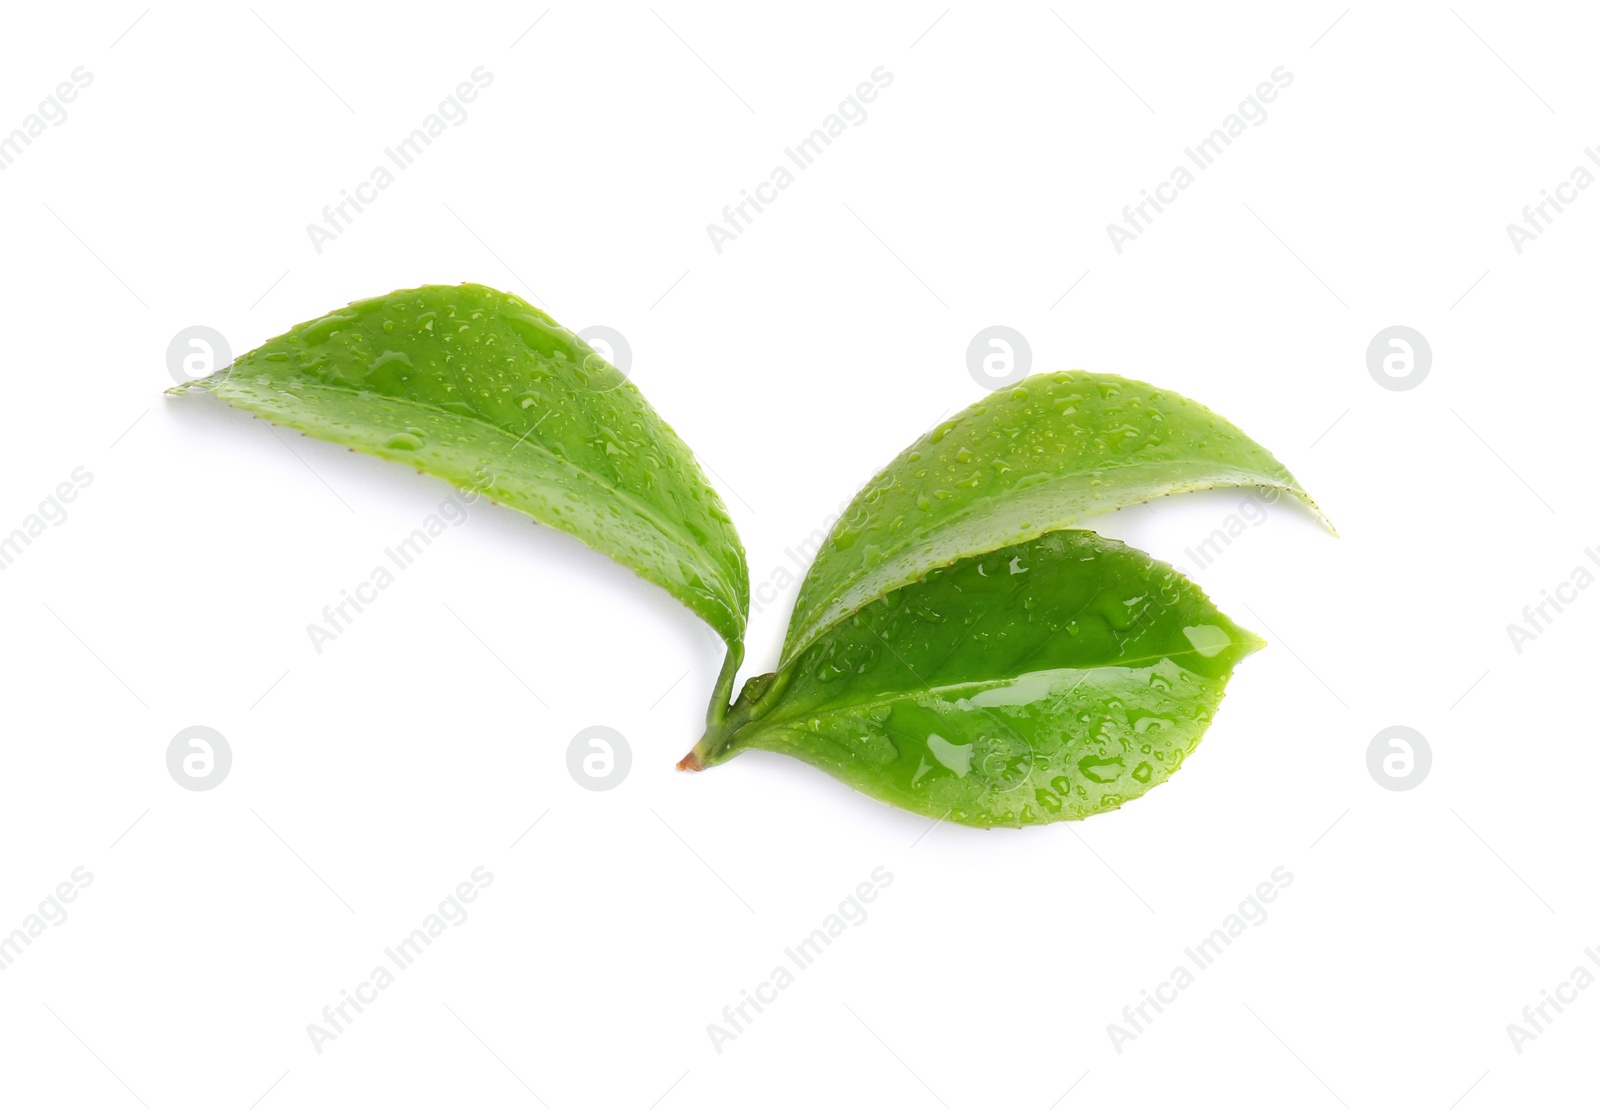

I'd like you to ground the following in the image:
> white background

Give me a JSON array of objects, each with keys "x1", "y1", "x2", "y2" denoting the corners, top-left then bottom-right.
[{"x1": 0, "y1": 2, "x2": 1592, "y2": 1114}]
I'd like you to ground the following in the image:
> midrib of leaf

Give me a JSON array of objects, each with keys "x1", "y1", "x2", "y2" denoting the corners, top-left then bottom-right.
[
  {"x1": 747, "y1": 640, "x2": 1249, "y2": 730},
  {"x1": 210, "y1": 375, "x2": 746, "y2": 627}
]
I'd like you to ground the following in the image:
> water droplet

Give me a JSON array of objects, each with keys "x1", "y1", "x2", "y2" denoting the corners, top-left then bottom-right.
[
  {"x1": 384, "y1": 428, "x2": 427, "y2": 451},
  {"x1": 1078, "y1": 755, "x2": 1124, "y2": 784},
  {"x1": 367, "y1": 350, "x2": 413, "y2": 378},
  {"x1": 1183, "y1": 624, "x2": 1231, "y2": 657}
]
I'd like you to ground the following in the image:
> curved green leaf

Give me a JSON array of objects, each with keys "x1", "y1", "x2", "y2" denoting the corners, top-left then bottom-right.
[
  {"x1": 172, "y1": 283, "x2": 748, "y2": 645},
  {"x1": 782, "y1": 370, "x2": 1324, "y2": 665},
  {"x1": 705, "y1": 530, "x2": 1261, "y2": 828}
]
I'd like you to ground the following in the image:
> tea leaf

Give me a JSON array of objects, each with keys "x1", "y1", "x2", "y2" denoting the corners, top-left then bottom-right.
[
  {"x1": 782, "y1": 370, "x2": 1323, "y2": 665},
  {"x1": 698, "y1": 530, "x2": 1261, "y2": 828},
  {"x1": 172, "y1": 283, "x2": 749, "y2": 646}
]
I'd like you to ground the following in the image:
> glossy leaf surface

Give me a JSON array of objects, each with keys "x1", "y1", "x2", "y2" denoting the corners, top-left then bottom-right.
[
  {"x1": 717, "y1": 530, "x2": 1261, "y2": 827},
  {"x1": 174, "y1": 283, "x2": 748, "y2": 642},
  {"x1": 782, "y1": 370, "x2": 1322, "y2": 664}
]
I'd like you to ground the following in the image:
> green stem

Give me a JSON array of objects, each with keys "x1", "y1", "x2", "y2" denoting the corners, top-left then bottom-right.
[
  {"x1": 681, "y1": 662, "x2": 793, "y2": 771},
  {"x1": 703, "y1": 637, "x2": 744, "y2": 729}
]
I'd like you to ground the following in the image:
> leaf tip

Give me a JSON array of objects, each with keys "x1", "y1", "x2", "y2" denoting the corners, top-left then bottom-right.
[{"x1": 1286, "y1": 485, "x2": 1337, "y2": 537}]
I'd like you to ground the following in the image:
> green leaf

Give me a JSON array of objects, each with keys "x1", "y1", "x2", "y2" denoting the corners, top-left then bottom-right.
[
  {"x1": 782, "y1": 370, "x2": 1325, "y2": 665},
  {"x1": 700, "y1": 530, "x2": 1262, "y2": 828},
  {"x1": 172, "y1": 283, "x2": 749, "y2": 648}
]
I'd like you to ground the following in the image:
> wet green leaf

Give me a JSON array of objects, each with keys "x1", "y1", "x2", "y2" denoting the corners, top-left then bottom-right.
[
  {"x1": 172, "y1": 283, "x2": 748, "y2": 644},
  {"x1": 702, "y1": 530, "x2": 1262, "y2": 828},
  {"x1": 782, "y1": 370, "x2": 1324, "y2": 665}
]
